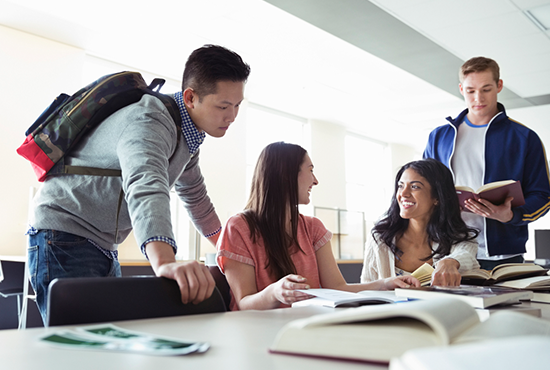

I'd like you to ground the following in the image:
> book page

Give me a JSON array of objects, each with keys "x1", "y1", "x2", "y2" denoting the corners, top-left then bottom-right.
[
  {"x1": 411, "y1": 263, "x2": 434, "y2": 286},
  {"x1": 477, "y1": 180, "x2": 515, "y2": 193},
  {"x1": 495, "y1": 275, "x2": 550, "y2": 289},
  {"x1": 455, "y1": 186, "x2": 474, "y2": 193},
  {"x1": 292, "y1": 298, "x2": 480, "y2": 344},
  {"x1": 454, "y1": 310, "x2": 550, "y2": 344},
  {"x1": 461, "y1": 268, "x2": 491, "y2": 280},
  {"x1": 391, "y1": 336, "x2": 550, "y2": 370},
  {"x1": 294, "y1": 288, "x2": 401, "y2": 307},
  {"x1": 272, "y1": 316, "x2": 445, "y2": 363},
  {"x1": 356, "y1": 290, "x2": 408, "y2": 303},
  {"x1": 297, "y1": 288, "x2": 361, "y2": 302},
  {"x1": 491, "y1": 263, "x2": 545, "y2": 280}
]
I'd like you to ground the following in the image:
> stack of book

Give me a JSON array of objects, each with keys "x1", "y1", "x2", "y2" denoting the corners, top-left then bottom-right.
[{"x1": 394, "y1": 285, "x2": 533, "y2": 309}]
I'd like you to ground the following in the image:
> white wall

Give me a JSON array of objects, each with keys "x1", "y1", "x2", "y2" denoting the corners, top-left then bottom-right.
[
  {"x1": 0, "y1": 26, "x2": 418, "y2": 260},
  {"x1": 310, "y1": 119, "x2": 347, "y2": 209},
  {"x1": 1, "y1": 25, "x2": 84, "y2": 256},
  {"x1": 390, "y1": 143, "x2": 422, "y2": 177}
]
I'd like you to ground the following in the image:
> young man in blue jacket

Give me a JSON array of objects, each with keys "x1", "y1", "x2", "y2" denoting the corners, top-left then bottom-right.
[{"x1": 424, "y1": 56, "x2": 550, "y2": 270}]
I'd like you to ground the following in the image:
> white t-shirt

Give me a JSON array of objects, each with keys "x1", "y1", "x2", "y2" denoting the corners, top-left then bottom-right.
[{"x1": 451, "y1": 117, "x2": 517, "y2": 261}]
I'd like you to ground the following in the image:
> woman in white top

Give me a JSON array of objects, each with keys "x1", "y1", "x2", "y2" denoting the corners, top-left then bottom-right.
[{"x1": 361, "y1": 159, "x2": 479, "y2": 286}]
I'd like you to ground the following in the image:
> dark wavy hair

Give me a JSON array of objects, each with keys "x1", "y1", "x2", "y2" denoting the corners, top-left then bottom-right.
[
  {"x1": 182, "y1": 44, "x2": 251, "y2": 99},
  {"x1": 242, "y1": 142, "x2": 307, "y2": 280},
  {"x1": 373, "y1": 158, "x2": 478, "y2": 260}
]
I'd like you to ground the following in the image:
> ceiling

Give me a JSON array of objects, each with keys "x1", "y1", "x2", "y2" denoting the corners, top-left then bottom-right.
[{"x1": 2, "y1": 0, "x2": 550, "y2": 152}]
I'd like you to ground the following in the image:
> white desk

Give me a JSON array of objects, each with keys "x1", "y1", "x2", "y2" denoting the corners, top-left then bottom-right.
[
  {"x1": 1, "y1": 302, "x2": 550, "y2": 369},
  {"x1": 0, "y1": 306, "x2": 381, "y2": 369}
]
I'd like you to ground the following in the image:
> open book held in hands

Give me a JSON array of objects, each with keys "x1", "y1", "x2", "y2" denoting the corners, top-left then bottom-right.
[
  {"x1": 456, "y1": 180, "x2": 525, "y2": 212},
  {"x1": 270, "y1": 298, "x2": 550, "y2": 364},
  {"x1": 460, "y1": 263, "x2": 548, "y2": 285}
]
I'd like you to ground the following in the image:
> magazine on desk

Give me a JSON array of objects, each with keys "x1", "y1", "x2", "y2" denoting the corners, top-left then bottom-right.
[
  {"x1": 291, "y1": 288, "x2": 407, "y2": 308},
  {"x1": 394, "y1": 285, "x2": 533, "y2": 308},
  {"x1": 40, "y1": 324, "x2": 209, "y2": 356},
  {"x1": 271, "y1": 298, "x2": 550, "y2": 364}
]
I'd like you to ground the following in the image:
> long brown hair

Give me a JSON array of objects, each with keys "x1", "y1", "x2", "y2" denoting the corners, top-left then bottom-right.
[
  {"x1": 373, "y1": 159, "x2": 478, "y2": 260},
  {"x1": 242, "y1": 142, "x2": 307, "y2": 280}
]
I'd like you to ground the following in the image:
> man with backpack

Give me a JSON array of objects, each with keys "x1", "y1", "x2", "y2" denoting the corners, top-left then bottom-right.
[{"x1": 26, "y1": 45, "x2": 250, "y2": 322}]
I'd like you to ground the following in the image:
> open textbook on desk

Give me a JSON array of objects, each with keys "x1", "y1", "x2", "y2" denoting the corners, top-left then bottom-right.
[
  {"x1": 270, "y1": 298, "x2": 550, "y2": 364},
  {"x1": 291, "y1": 288, "x2": 407, "y2": 308},
  {"x1": 403, "y1": 263, "x2": 547, "y2": 289}
]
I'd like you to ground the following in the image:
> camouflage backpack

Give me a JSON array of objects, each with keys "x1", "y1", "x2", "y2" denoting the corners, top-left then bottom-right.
[{"x1": 17, "y1": 71, "x2": 182, "y2": 181}]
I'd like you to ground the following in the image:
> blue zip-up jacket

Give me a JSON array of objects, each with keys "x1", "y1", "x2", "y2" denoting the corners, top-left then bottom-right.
[{"x1": 423, "y1": 103, "x2": 550, "y2": 256}]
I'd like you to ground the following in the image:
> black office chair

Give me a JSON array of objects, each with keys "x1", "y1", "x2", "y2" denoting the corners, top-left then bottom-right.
[
  {"x1": 0, "y1": 260, "x2": 25, "y2": 328},
  {"x1": 46, "y1": 276, "x2": 226, "y2": 327},
  {"x1": 208, "y1": 265, "x2": 231, "y2": 311}
]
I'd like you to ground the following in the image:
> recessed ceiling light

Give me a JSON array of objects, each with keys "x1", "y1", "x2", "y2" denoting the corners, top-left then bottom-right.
[{"x1": 525, "y1": 4, "x2": 550, "y2": 31}]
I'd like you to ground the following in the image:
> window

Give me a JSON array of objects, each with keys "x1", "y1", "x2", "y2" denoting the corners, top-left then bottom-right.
[
  {"x1": 345, "y1": 135, "x2": 392, "y2": 223},
  {"x1": 170, "y1": 190, "x2": 194, "y2": 260},
  {"x1": 245, "y1": 103, "x2": 309, "y2": 195},
  {"x1": 329, "y1": 134, "x2": 392, "y2": 259}
]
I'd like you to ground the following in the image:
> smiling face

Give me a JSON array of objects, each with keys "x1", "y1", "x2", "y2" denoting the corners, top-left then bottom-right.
[
  {"x1": 397, "y1": 169, "x2": 437, "y2": 223},
  {"x1": 183, "y1": 80, "x2": 245, "y2": 138},
  {"x1": 459, "y1": 69, "x2": 503, "y2": 126},
  {"x1": 297, "y1": 154, "x2": 318, "y2": 205}
]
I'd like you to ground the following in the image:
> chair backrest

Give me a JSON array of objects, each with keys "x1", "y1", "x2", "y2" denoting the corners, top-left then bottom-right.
[
  {"x1": 208, "y1": 265, "x2": 231, "y2": 311},
  {"x1": 46, "y1": 276, "x2": 226, "y2": 327},
  {"x1": 0, "y1": 260, "x2": 25, "y2": 296},
  {"x1": 535, "y1": 230, "x2": 550, "y2": 260}
]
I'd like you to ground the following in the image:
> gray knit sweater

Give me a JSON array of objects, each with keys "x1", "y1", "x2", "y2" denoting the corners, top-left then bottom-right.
[{"x1": 31, "y1": 94, "x2": 221, "y2": 252}]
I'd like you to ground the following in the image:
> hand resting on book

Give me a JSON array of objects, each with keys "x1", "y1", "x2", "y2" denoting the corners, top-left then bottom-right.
[
  {"x1": 271, "y1": 274, "x2": 420, "y2": 306},
  {"x1": 432, "y1": 258, "x2": 462, "y2": 286},
  {"x1": 270, "y1": 274, "x2": 313, "y2": 306}
]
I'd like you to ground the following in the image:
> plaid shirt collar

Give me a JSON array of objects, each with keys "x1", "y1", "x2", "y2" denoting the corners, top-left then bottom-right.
[{"x1": 174, "y1": 91, "x2": 205, "y2": 155}]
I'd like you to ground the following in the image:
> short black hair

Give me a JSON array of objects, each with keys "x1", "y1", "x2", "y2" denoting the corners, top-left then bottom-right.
[{"x1": 182, "y1": 44, "x2": 250, "y2": 98}]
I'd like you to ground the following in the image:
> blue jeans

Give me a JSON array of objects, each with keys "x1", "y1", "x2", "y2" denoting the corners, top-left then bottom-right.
[{"x1": 27, "y1": 230, "x2": 121, "y2": 324}]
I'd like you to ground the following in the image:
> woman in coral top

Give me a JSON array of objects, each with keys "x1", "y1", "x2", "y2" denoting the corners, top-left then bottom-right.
[{"x1": 216, "y1": 142, "x2": 419, "y2": 310}]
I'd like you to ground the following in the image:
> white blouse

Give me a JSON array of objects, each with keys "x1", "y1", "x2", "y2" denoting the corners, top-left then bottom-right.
[{"x1": 360, "y1": 234, "x2": 480, "y2": 283}]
